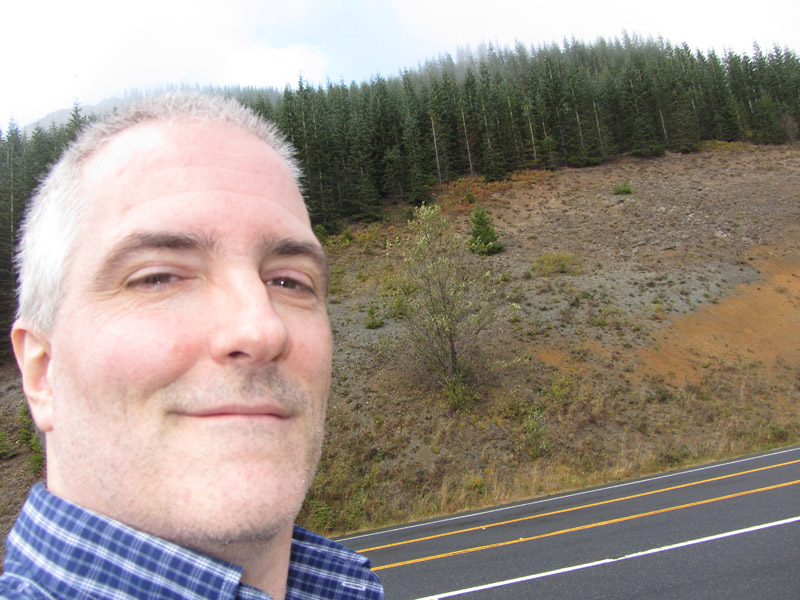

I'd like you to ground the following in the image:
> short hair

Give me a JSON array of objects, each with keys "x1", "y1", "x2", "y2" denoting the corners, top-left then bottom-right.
[{"x1": 15, "y1": 92, "x2": 301, "y2": 332}]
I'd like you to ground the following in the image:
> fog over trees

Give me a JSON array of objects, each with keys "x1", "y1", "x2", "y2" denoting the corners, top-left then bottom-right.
[{"x1": 1, "y1": 34, "x2": 799, "y2": 347}]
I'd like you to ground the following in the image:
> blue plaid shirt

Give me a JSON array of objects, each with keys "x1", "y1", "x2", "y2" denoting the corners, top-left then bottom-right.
[{"x1": 1, "y1": 484, "x2": 383, "y2": 600}]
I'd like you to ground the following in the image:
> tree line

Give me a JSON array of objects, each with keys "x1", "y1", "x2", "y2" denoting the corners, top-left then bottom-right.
[
  {"x1": 1, "y1": 34, "x2": 799, "y2": 348},
  {"x1": 251, "y1": 34, "x2": 799, "y2": 227}
]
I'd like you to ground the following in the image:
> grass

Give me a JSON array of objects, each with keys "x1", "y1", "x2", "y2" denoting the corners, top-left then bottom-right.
[
  {"x1": 18, "y1": 404, "x2": 45, "y2": 474},
  {"x1": 702, "y1": 140, "x2": 748, "y2": 153},
  {"x1": 300, "y1": 259, "x2": 800, "y2": 536},
  {"x1": 0, "y1": 430, "x2": 17, "y2": 460},
  {"x1": 364, "y1": 304, "x2": 384, "y2": 329},
  {"x1": 613, "y1": 181, "x2": 633, "y2": 195},
  {"x1": 532, "y1": 252, "x2": 581, "y2": 276},
  {"x1": 435, "y1": 170, "x2": 554, "y2": 211},
  {"x1": 328, "y1": 265, "x2": 346, "y2": 298},
  {"x1": 7, "y1": 143, "x2": 799, "y2": 546}
]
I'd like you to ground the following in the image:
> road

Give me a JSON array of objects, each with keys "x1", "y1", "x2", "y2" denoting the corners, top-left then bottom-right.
[{"x1": 340, "y1": 446, "x2": 800, "y2": 599}]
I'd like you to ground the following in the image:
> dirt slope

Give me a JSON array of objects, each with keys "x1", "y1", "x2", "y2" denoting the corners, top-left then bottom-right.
[
  {"x1": 309, "y1": 141, "x2": 800, "y2": 533},
  {"x1": 2, "y1": 142, "x2": 799, "y2": 549}
]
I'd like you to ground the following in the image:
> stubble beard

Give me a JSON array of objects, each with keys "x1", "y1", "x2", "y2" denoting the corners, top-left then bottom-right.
[
  {"x1": 51, "y1": 362, "x2": 327, "y2": 552},
  {"x1": 156, "y1": 366, "x2": 327, "y2": 549}
]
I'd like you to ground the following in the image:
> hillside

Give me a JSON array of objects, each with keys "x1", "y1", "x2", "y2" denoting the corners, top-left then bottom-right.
[
  {"x1": 2, "y1": 142, "x2": 800, "y2": 557},
  {"x1": 301, "y1": 141, "x2": 800, "y2": 534}
]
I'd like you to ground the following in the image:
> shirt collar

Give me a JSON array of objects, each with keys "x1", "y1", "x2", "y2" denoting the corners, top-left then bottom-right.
[{"x1": 5, "y1": 483, "x2": 249, "y2": 600}]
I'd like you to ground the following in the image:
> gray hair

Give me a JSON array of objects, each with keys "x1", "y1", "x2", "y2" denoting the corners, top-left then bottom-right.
[{"x1": 15, "y1": 92, "x2": 301, "y2": 332}]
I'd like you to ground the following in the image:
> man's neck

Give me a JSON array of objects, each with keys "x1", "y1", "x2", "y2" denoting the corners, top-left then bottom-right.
[{"x1": 192, "y1": 525, "x2": 295, "y2": 600}]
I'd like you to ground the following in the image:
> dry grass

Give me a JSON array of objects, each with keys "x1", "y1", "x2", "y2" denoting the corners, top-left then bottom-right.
[
  {"x1": 297, "y1": 144, "x2": 800, "y2": 537},
  {"x1": 4, "y1": 145, "x2": 800, "y2": 549},
  {"x1": 300, "y1": 339, "x2": 800, "y2": 536},
  {"x1": 532, "y1": 252, "x2": 582, "y2": 276}
]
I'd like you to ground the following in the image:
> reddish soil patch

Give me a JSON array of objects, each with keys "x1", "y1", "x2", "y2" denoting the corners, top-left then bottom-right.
[{"x1": 638, "y1": 242, "x2": 800, "y2": 385}]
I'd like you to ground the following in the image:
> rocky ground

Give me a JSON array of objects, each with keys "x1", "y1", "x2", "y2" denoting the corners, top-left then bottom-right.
[
  {"x1": 2, "y1": 142, "x2": 800, "y2": 555},
  {"x1": 311, "y1": 141, "x2": 800, "y2": 533}
]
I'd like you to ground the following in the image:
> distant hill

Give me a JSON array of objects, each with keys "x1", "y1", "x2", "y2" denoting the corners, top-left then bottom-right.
[{"x1": 23, "y1": 97, "x2": 126, "y2": 134}]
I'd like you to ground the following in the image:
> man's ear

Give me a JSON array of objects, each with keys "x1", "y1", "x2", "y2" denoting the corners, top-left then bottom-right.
[{"x1": 11, "y1": 319, "x2": 54, "y2": 432}]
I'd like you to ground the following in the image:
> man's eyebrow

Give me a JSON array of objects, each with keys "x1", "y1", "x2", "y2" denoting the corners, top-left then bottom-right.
[
  {"x1": 93, "y1": 232, "x2": 214, "y2": 287},
  {"x1": 92, "y1": 231, "x2": 329, "y2": 292},
  {"x1": 263, "y1": 237, "x2": 330, "y2": 292}
]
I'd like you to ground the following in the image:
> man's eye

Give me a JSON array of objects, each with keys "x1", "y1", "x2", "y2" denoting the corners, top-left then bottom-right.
[
  {"x1": 130, "y1": 273, "x2": 179, "y2": 287},
  {"x1": 266, "y1": 277, "x2": 311, "y2": 293}
]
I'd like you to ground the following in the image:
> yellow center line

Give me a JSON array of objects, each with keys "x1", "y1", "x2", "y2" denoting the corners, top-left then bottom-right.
[
  {"x1": 362, "y1": 458, "x2": 800, "y2": 553},
  {"x1": 371, "y1": 478, "x2": 800, "y2": 571}
]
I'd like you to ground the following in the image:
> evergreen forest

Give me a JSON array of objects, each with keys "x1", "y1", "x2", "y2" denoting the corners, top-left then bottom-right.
[{"x1": 1, "y1": 35, "x2": 799, "y2": 348}]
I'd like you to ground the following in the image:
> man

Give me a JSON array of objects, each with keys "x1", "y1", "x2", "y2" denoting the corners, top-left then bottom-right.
[{"x1": 1, "y1": 93, "x2": 384, "y2": 600}]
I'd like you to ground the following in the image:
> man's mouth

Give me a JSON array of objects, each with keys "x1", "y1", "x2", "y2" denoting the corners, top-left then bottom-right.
[{"x1": 181, "y1": 404, "x2": 291, "y2": 419}]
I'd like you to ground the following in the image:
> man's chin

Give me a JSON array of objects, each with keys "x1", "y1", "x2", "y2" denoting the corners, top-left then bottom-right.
[{"x1": 160, "y1": 511, "x2": 296, "y2": 554}]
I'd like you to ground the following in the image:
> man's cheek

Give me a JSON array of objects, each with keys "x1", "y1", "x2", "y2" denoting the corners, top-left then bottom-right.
[{"x1": 90, "y1": 318, "x2": 198, "y2": 386}]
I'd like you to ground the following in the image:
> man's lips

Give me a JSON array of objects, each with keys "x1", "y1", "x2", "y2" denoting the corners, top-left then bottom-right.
[{"x1": 180, "y1": 405, "x2": 291, "y2": 419}]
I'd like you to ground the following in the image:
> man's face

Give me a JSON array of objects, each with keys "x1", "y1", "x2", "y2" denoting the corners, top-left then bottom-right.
[{"x1": 38, "y1": 120, "x2": 332, "y2": 548}]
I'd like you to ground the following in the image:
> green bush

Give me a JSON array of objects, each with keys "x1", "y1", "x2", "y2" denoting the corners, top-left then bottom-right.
[
  {"x1": 0, "y1": 430, "x2": 18, "y2": 460},
  {"x1": 388, "y1": 204, "x2": 499, "y2": 407},
  {"x1": 469, "y1": 206, "x2": 503, "y2": 256},
  {"x1": 612, "y1": 181, "x2": 633, "y2": 195},
  {"x1": 364, "y1": 304, "x2": 384, "y2": 329},
  {"x1": 313, "y1": 223, "x2": 328, "y2": 243},
  {"x1": 521, "y1": 410, "x2": 549, "y2": 459}
]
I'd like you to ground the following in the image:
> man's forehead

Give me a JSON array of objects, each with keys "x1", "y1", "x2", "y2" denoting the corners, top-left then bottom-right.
[
  {"x1": 82, "y1": 119, "x2": 264, "y2": 179},
  {"x1": 81, "y1": 123, "x2": 166, "y2": 182},
  {"x1": 79, "y1": 119, "x2": 311, "y2": 225}
]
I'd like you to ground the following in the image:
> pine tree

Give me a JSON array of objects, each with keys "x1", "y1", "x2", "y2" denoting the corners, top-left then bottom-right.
[
  {"x1": 0, "y1": 120, "x2": 26, "y2": 349},
  {"x1": 399, "y1": 72, "x2": 432, "y2": 204},
  {"x1": 469, "y1": 205, "x2": 503, "y2": 255}
]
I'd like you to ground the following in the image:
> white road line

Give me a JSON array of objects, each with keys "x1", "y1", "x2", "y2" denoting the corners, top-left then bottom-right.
[
  {"x1": 339, "y1": 446, "x2": 800, "y2": 542},
  {"x1": 411, "y1": 515, "x2": 800, "y2": 600}
]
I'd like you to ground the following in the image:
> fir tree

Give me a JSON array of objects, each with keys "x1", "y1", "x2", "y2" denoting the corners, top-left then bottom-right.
[{"x1": 469, "y1": 205, "x2": 503, "y2": 255}]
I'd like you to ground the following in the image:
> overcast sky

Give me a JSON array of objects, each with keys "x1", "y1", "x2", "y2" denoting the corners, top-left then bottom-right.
[{"x1": 3, "y1": 0, "x2": 798, "y2": 129}]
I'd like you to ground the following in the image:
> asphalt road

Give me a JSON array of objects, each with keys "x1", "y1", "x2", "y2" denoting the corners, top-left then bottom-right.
[{"x1": 340, "y1": 446, "x2": 800, "y2": 599}]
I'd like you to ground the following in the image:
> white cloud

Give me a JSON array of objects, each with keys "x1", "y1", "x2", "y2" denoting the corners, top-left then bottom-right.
[
  {"x1": 385, "y1": 0, "x2": 798, "y2": 57},
  {"x1": 1, "y1": 0, "x2": 328, "y2": 126},
  {"x1": 203, "y1": 44, "x2": 328, "y2": 88},
  {"x1": 2, "y1": 0, "x2": 798, "y2": 128}
]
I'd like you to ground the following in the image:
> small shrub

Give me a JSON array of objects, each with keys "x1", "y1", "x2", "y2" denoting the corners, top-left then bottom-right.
[
  {"x1": 613, "y1": 181, "x2": 633, "y2": 195},
  {"x1": 446, "y1": 374, "x2": 477, "y2": 411},
  {"x1": 517, "y1": 409, "x2": 548, "y2": 459},
  {"x1": 463, "y1": 472, "x2": 485, "y2": 495},
  {"x1": 313, "y1": 224, "x2": 328, "y2": 244},
  {"x1": 0, "y1": 430, "x2": 18, "y2": 460},
  {"x1": 551, "y1": 375, "x2": 572, "y2": 404},
  {"x1": 364, "y1": 304, "x2": 384, "y2": 329},
  {"x1": 328, "y1": 265, "x2": 346, "y2": 297},
  {"x1": 469, "y1": 206, "x2": 504, "y2": 256},
  {"x1": 494, "y1": 388, "x2": 530, "y2": 422},
  {"x1": 353, "y1": 224, "x2": 386, "y2": 253},
  {"x1": 532, "y1": 252, "x2": 581, "y2": 276}
]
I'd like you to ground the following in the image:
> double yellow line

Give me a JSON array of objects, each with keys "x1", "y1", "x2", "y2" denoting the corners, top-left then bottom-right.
[{"x1": 367, "y1": 459, "x2": 800, "y2": 571}]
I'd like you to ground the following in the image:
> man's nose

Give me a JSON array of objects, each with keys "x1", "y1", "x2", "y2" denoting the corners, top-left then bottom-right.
[{"x1": 207, "y1": 272, "x2": 289, "y2": 364}]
